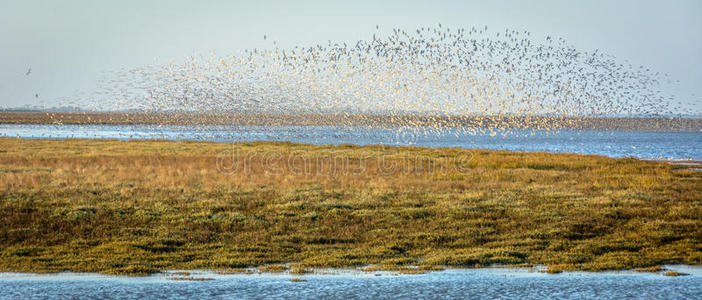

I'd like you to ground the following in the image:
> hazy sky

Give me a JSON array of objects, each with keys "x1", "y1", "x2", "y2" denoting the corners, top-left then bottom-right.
[{"x1": 1, "y1": 0, "x2": 700, "y2": 111}]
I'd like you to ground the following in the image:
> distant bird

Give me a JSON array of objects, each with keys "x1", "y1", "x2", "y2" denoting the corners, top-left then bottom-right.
[
  {"x1": 35, "y1": 93, "x2": 39, "y2": 98},
  {"x1": 263, "y1": 35, "x2": 267, "y2": 40},
  {"x1": 25, "y1": 67, "x2": 31, "y2": 76}
]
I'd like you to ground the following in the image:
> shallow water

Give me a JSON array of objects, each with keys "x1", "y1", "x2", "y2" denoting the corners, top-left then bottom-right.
[
  {"x1": 2, "y1": 124, "x2": 702, "y2": 160},
  {"x1": 1, "y1": 267, "x2": 700, "y2": 299}
]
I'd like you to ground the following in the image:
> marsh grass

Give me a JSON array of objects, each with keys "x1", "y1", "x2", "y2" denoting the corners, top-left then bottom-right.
[
  {"x1": 0, "y1": 138, "x2": 700, "y2": 275},
  {"x1": 663, "y1": 271, "x2": 689, "y2": 276},
  {"x1": 257, "y1": 264, "x2": 287, "y2": 273}
]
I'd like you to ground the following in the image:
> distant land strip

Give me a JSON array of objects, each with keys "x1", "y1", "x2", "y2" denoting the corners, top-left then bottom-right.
[{"x1": 1, "y1": 112, "x2": 702, "y2": 131}]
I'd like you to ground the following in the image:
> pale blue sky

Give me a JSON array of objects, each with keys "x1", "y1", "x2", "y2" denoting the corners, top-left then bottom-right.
[{"x1": 1, "y1": 0, "x2": 700, "y2": 111}]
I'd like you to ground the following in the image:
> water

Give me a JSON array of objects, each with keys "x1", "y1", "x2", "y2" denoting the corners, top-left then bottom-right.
[
  {"x1": 1, "y1": 124, "x2": 701, "y2": 160},
  {"x1": 1, "y1": 267, "x2": 700, "y2": 299}
]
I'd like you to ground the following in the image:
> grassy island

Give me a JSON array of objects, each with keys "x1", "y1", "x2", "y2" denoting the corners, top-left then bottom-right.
[{"x1": 0, "y1": 138, "x2": 700, "y2": 274}]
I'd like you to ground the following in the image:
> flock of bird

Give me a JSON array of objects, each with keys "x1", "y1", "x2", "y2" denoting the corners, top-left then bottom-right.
[{"x1": 56, "y1": 25, "x2": 690, "y2": 140}]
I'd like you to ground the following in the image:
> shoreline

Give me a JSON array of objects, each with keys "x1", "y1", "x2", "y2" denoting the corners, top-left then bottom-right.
[
  {"x1": 2, "y1": 112, "x2": 702, "y2": 132},
  {"x1": 3, "y1": 133, "x2": 702, "y2": 163},
  {"x1": 1, "y1": 264, "x2": 700, "y2": 279}
]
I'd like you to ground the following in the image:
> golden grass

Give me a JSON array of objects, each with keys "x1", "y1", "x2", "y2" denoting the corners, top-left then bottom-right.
[
  {"x1": 257, "y1": 264, "x2": 287, "y2": 273},
  {"x1": 0, "y1": 138, "x2": 700, "y2": 275}
]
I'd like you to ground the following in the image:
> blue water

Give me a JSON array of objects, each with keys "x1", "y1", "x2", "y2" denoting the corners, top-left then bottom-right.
[
  {"x1": 1, "y1": 124, "x2": 701, "y2": 160},
  {"x1": 1, "y1": 267, "x2": 700, "y2": 299}
]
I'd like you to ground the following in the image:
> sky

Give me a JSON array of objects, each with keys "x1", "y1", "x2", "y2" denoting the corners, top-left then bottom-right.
[{"x1": 0, "y1": 0, "x2": 700, "y2": 112}]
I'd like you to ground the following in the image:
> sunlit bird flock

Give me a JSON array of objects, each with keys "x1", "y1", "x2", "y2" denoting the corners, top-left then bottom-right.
[{"x1": 53, "y1": 25, "x2": 693, "y2": 141}]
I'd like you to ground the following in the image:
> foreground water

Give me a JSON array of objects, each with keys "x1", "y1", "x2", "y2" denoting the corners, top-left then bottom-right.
[
  {"x1": 1, "y1": 124, "x2": 702, "y2": 160},
  {"x1": 1, "y1": 267, "x2": 700, "y2": 299}
]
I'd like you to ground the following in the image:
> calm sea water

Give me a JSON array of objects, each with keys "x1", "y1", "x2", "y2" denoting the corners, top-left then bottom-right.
[
  {"x1": 1, "y1": 267, "x2": 700, "y2": 300},
  {"x1": 1, "y1": 124, "x2": 701, "y2": 160}
]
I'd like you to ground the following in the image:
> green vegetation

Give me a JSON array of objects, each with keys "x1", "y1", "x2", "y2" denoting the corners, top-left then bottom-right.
[{"x1": 0, "y1": 138, "x2": 700, "y2": 275}]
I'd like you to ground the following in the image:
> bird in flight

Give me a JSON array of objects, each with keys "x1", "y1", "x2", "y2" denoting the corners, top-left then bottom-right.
[
  {"x1": 35, "y1": 93, "x2": 39, "y2": 98},
  {"x1": 26, "y1": 67, "x2": 31, "y2": 76}
]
